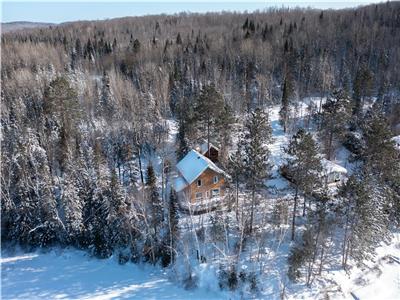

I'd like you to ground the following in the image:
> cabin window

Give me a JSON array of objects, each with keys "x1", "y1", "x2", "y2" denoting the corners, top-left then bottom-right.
[
  {"x1": 197, "y1": 179, "x2": 202, "y2": 187},
  {"x1": 211, "y1": 189, "x2": 220, "y2": 198},
  {"x1": 213, "y1": 176, "x2": 219, "y2": 184},
  {"x1": 195, "y1": 192, "x2": 202, "y2": 199}
]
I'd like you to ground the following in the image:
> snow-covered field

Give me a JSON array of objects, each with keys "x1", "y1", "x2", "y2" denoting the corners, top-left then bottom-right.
[
  {"x1": 2, "y1": 235, "x2": 399, "y2": 300},
  {"x1": 1, "y1": 249, "x2": 224, "y2": 300}
]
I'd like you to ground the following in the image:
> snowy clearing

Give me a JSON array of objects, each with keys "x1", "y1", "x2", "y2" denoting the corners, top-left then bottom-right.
[
  {"x1": 2, "y1": 234, "x2": 399, "y2": 300},
  {"x1": 1, "y1": 249, "x2": 224, "y2": 300}
]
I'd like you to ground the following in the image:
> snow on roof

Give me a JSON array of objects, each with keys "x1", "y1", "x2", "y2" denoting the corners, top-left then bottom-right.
[
  {"x1": 321, "y1": 158, "x2": 347, "y2": 174},
  {"x1": 391, "y1": 135, "x2": 400, "y2": 150},
  {"x1": 199, "y1": 141, "x2": 219, "y2": 155},
  {"x1": 176, "y1": 149, "x2": 229, "y2": 185},
  {"x1": 173, "y1": 176, "x2": 189, "y2": 192}
]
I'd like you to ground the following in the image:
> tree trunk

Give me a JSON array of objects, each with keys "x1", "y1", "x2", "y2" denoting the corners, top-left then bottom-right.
[
  {"x1": 250, "y1": 188, "x2": 256, "y2": 233},
  {"x1": 327, "y1": 129, "x2": 334, "y2": 160},
  {"x1": 341, "y1": 200, "x2": 351, "y2": 270},
  {"x1": 291, "y1": 186, "x2": 299, "y2": 241},
  {"x1": 138, "y1": 146, "x2": 144, "y2": 185},
  {"x1": 207, "y1": 119, "x2": 210, "y2": 157},
  {"x1": 236, "y1": 177, "x2": 239, "y2": 221}
]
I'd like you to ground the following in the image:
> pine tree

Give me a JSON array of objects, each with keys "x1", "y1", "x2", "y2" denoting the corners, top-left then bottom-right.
[
  {"x1": 353, "y1": 65, "x2": 373, "y2": 116},
  {"x1": 194, "y1": 84, "x2": 225, "y2": 155},
  {"x1": 361, "y1": 109, "x2": 400, "y2": 223},
  {"x1": 228, "y1": 140, "x2": 245, "y2": 219},
  {"x1": 279, "y1": 75, "x2": 294, "y2": 133},
  {"x1": 320, "y1": 89, "x2": 351, "y2": 160},
  {"x1": 43, "y1": 76, "x2": 81, "y2": 130},
  {"x1": 362, "y1": 109, "x2": 399, "y2": 182},
  {"x1": 215, "y1": 104, "x2": 234, "y2": 162},
  {"x1": 340, "y1": 174, "x2": 391, "y2": 268},
  {"x1": 241, "y1": 108, "x2": 272, "y2": 232},
  {"x1": 284, "y1": 129, "x2": 322, "y2": 240}
]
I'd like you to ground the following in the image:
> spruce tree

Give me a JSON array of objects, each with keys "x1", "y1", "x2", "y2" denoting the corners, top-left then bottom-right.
[
  {"x1": 146, "y1": 164, "x2": 163, "y2": 236},
  {"x1": 161, "y1": 190, "x2": 180, "y2": 267},
  {"x1": 107, "y1": 169, "x2": 130, "y2": 249},
  {"x1": 62, "y1": 166, "x2": 83, "y2": 246},
  {"x1": 98, "y1": 70, "x2": 115, "y2": 118}
]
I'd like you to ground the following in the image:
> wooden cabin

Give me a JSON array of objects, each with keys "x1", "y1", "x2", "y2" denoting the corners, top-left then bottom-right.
[{"x1": 173, "y1": 149, "x2": 230, "y2": 212}]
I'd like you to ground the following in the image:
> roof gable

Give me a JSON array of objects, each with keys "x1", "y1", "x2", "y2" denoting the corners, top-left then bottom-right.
[
  {"x1": 321, "y1": 158, "x2": 347, "y2": 174},
  {"x1": 176, "y1": 149, "x2": 228, "y2": 185}
]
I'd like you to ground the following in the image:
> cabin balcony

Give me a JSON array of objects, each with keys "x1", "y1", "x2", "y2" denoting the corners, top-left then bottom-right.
[{"x1": 178, "y1": 194, "x2": 231, "y2": 214}]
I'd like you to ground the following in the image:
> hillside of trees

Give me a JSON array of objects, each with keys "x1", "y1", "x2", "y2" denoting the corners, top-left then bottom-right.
[{"x1": 1, "y1": 2, "x2": 400, "y2": 297}]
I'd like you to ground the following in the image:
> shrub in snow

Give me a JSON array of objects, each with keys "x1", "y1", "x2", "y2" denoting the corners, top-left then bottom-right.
[
  {"x1": 218, "y1": 264, "x2": 238, "y2": 291},
  {"x1": 227, "y1": 266, "x2": 238, "y2": 290},
  {"x1": 183, "y1": 272, "x2": 198, "y2": 290},
  {"x1": 247, "y1": 272, "x2": 258, "y2": 293},
  {"x1": 117, "y1": 249, "x2": 130, "y2": 265}
]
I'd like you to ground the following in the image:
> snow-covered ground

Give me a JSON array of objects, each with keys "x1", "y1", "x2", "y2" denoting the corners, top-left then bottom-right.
[
  {"x1": 2, "y1": 234, "x2": 399, "y2": 300},
  {"x1": 331, "y1": 232, "x2": 400, "y2": 300},
  {"x1": 1, "y1": 248, "x2": 224, "y2": 300}
]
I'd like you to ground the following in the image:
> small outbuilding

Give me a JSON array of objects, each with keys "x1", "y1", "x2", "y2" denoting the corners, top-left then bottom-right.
[
  {"x1": 196, "y1": 141, "x2": 220, "y2": 163},
  {"x1": 321, "y1": 158, "x2": 348, "y2": 185}
]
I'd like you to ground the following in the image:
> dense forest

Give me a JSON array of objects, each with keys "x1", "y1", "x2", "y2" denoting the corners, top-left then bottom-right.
[{"x1": 1, "y1": 2, "x2": 400, "y2": 297}]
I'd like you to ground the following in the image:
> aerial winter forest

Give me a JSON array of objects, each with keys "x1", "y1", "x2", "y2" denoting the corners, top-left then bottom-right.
[{"x1": 1, "y1": 1, "x2": 400, "y2": 299}]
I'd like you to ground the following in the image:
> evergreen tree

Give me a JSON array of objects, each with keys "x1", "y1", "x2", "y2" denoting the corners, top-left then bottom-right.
[
  {"x1": 27, "y1": 131, "x2": 65, "y2": 247},
  {"x1": 43, "y1": 76, "x2": 81, "y2": 130},
  {"x1": 241, "y1": 108, "x2": 272, "y2": 232},
  {"x1": 61, "y1": 165, "x2": 83, "y2": 246},
  {"x1": 146, "y1": 164, "x2": 163, "y2": 236},
  {"x1": 161, "y1": 190, "x2": 180, "y2": 267},
  {"x1": 319, "y1": 89, "x2": 351, "y2": 160},
  {"x1": 279, "y1": 75, "x2": 294, "y2": 133},
  {"x1": 361, "y1": 109, "x2": 400, "y2": 223},
  {"x1": 107, "y1": 169, "x2": 130, "y2": 249},
  {"x1": 283, "y1": 129, "x2": 322, "y2": 240},
  {"x1": 340, "y1": 174, "x2": 391, "y2": 269},
  {"x1": 91, "y1": 181, "x2": 111, "y2": 258},
  {"x1": 176, "y1": 120, "x2": 190, "y2": 160},
  {"x1": 353, "y1": 65, "x2": 373, "y2": 116},
  {"x1": 98, "y1": 70, "x2": 115, "y2": 118},
  {"x1": 194, "y1": 84, "x2": 225, "y2": 155},
  {"x1": 228, "y1": 139, "x2": 245, "y2": 219},
  {"x1": 362, "y1": 109, "x2": 399, "y2": 182},
  {"x1": 215, "y1": 104, "x2": 235, "y2": 162}
]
